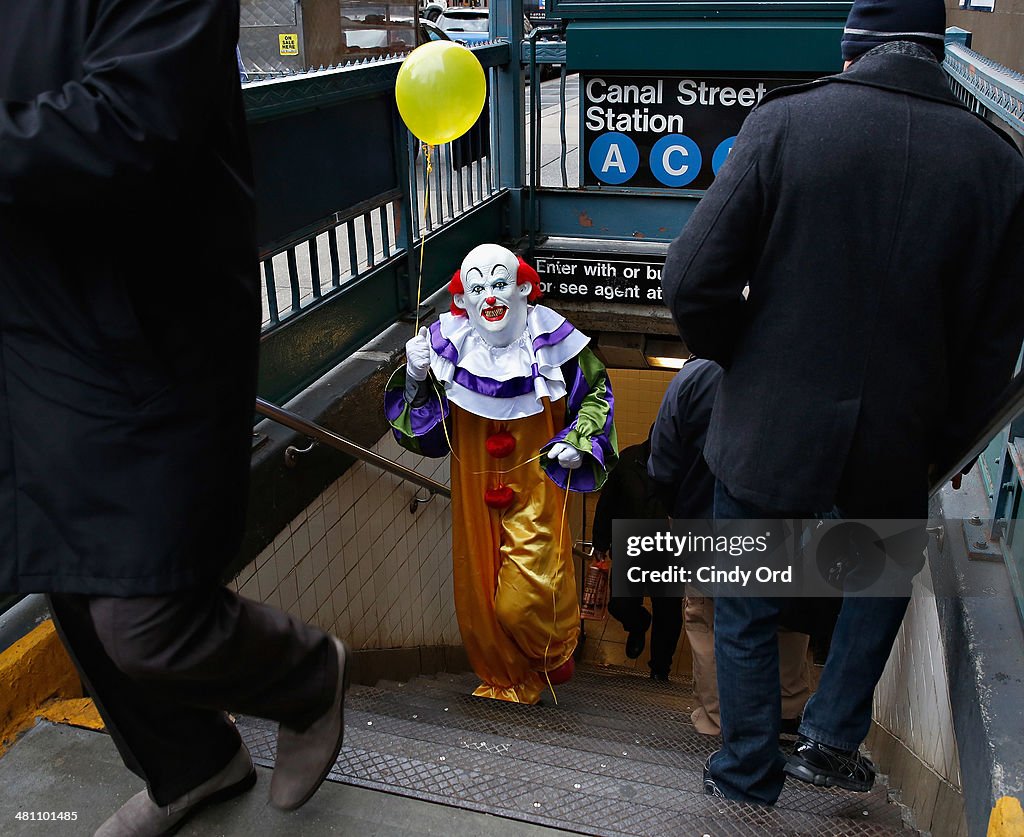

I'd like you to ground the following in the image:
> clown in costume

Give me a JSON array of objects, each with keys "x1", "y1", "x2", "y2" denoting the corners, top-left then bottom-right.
[{"x1": 385, "y1": 244, "x2": 618, "y2": 703}]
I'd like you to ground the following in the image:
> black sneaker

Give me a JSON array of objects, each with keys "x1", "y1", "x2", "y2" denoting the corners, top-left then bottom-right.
[
  {"x1": 649, "y1": 670, "x2": 669, "y2": 682},
  {"x1": 784, "y1": 735, "x2": 876, "y2": 792},
  {"x1": 702, "y1": 755, "x2": 726, "y2": 799}
]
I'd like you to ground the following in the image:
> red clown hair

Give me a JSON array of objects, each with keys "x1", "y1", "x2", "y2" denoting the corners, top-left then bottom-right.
[{"x1": 448, "y1": 256, "x2": 543, "y2": 317}]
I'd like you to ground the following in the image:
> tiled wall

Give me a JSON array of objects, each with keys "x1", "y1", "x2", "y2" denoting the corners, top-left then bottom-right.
[
  {"x1": 873, "y1": 584, "x2": 961, "y2": 784},
  {"x1": 870, "y1": 579, "x2": 966, "y2": 836},
  {"x1": 233, "y1": 431, "x2": 460, "y2": 651},
  {"x1": 607, "y1": 368, "x2": 677, "y2": 448}
]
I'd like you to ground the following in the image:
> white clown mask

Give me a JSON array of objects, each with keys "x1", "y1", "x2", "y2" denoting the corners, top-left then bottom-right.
[{"x1": 453, "y1": 244, "x2": 531, "y2": 348}]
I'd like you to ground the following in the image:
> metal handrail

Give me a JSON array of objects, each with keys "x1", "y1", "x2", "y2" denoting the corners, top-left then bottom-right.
[
  {"x1": 929, "y1": 371, "x2": 1024, "y2": 497},
  {"x1": 255, "y1": 397, "x2": 451, "y2": 498}
]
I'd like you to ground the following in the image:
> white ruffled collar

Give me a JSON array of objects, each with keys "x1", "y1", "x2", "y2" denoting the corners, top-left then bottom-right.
[{"x1": 428, "y1": 305, "x2": 590, "y2": 421}]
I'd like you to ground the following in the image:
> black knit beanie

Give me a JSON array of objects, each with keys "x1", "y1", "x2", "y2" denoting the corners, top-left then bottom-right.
[{"x1": 841, "y1": 0, "x2": 946, "y2": 63}]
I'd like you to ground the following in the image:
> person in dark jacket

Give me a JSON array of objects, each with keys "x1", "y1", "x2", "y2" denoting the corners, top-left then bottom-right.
[
  {"x1": 0, "y1": 1, "x2": 347, "y2": 833},
  {"x1": 648, "y1": 358, "x2": 811, "y2": 735},
  {"x1": 662, "y1": 0, "x2": 1024, "y2": 806},
  {"x1": 591, "y1": 432, "x2": 680, "y2": 680}
]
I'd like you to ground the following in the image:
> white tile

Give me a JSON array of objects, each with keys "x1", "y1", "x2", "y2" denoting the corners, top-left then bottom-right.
[
  {"x1": 256, "y1": 545, "x2": 274, "y2": 569},
  {"x1": 338, "y1": 478, "x2": 355, "y2": 516},
  {"x1": 310, "y1": 536, "x2": 330, "y2": 577},
  {"x1": 289, "y1": 507, "x2": 308, "y2": 531},
  {"x1": 340, "y1": 509, "x2": 358, "y2": 547},
  {"x1": 311, "y1": 564, "x2": 329, "y2": 607},
  {"x1": 298, "y1": 584, "x2": 317, "y2": 622},
  {"x1": 273, "y1": 539, "x2": 295, "y2": 581},
  {"x1": 308, "y1": 509, "x2": 327, "y2": 547},
  {"x1": 368, "y1": 509, "x2": 383, "y2": 543},
  {"x1": 264, "y1": 585, "x2": 283, "y2": 613},
  {"x1": 236, "y1": 560, "x2": 258, "y2": 588},
  {"x1": 273, "y1": 526, "x2": 292, "y2": 552},
  {"x1": 295, "y1": 553, "x2": 314, "y2": 595},
  {"x1": 279, "y1": 570, "x2": 299, "y2": 612},
  {"x1": 255, "y1": 558, "x2": 278, "y2": 595},
  {"x1": 239, "y1": 574, "x2": 260, "y2": 602},
  {"x1": 326, "y1": 521, "x2": 344, "y2": 562},
  {"x1": 291, "y1": 521, "x2": 311, "y2": 560}
]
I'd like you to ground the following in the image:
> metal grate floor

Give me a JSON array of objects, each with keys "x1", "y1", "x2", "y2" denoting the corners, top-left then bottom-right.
[{"x1": 235, "y1": 664, "x2": 916, "y2": 836}]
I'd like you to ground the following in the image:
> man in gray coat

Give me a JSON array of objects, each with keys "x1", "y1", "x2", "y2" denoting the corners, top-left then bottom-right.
[
  {"x1": 662, "y1": 0, "x2": 1024, "y2": 806},
  {"x1": 0, "y1": 1, "x2": 348, "y2": 833}
]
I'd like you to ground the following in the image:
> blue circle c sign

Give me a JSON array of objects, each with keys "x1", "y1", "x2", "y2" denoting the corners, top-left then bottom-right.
[
  {"x1": 588, "y1": 132, "x2": 640, "y2": 185},
  {"x1": 650, "y1": 135, "x2": 702, "y2": 188}
]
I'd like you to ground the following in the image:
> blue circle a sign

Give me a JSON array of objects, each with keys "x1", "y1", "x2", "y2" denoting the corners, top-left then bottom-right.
[{"x1": 588, "y1": 132, "x2": 639, "y2": 185}]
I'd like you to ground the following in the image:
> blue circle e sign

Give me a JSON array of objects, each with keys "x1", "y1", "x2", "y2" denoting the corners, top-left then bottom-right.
[{"x1": 712, "y1": 137, "x2": 736, "y2": 175}]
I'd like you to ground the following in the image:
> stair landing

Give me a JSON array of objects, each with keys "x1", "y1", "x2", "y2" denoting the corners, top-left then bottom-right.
[{"x1": 237, "y1": 664, "x2": 915, "y2": 836}]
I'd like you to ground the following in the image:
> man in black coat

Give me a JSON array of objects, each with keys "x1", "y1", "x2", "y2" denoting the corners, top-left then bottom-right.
[
  {"x1": 1, "y1": 1, "x2": 348, "y2": 833},
  {"x1": 662, "y1": 0, "x2": 1024, "y2": 806}
]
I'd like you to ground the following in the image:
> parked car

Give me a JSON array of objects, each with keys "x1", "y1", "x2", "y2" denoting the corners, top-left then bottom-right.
[
  {"x1": 343, "y1": 17, "x2": 450, "y2": 59},
  {"x1": 437, "y1": 9, "x2": 557, "y2": 79},
  {"x1": 435, "y1": 7, "x2": 492, "y2": 46},
  {"x1": 420, "y1": 0, "x2": 447, "y2": 22}
]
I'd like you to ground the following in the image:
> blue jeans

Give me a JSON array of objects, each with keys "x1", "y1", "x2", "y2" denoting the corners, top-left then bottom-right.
[{"x1": 709, "y1": 480, "x2": 911, "y2": 805}]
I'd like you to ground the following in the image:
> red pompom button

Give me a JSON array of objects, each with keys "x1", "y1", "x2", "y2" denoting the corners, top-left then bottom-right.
[
  {"x1": 547, "y1": 658, "x2": 575, "y2": 685},
  {"x1": 484, "y1": 485, "x2": 515, "y2": 510},
  {"x1": 485, "y1": 431, "x2": 516, "y2": 459}
]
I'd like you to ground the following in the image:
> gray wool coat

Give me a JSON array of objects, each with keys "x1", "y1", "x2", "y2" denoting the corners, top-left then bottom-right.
[{"x1": 662, "y1": 51, "x2": 1024, "y2": 516}]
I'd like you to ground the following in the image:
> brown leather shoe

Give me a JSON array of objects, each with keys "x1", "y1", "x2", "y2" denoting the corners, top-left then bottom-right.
[
  {"x1": 269, "y1": 636, "x2": 349, "y2": 810},
  {"x1": 94, "y1": 743, "x2": 255, "y2": 836}
]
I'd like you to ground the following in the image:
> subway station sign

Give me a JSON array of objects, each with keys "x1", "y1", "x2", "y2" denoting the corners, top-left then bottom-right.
[
  {"x1": 535, "y1": 253, "x2": 665, "y2": 305},
  {"x1": 582, "y1": 73, "x2": 813, "y2": 190}
]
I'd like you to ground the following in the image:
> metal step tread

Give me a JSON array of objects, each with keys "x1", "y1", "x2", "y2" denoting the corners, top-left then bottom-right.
[
  {"x1": 342, "y1": 685, "x2": 714, "y2": 767},
  {"x1": 330, "y1": 687, "x2": 902, "y2": 824},
  {"x1": 372, "y1": 676, "x2": 701, "y2": 740},
  {"x1": 236, "y1": 710, "x2": 907, "y2": 837},
  {"x1": 342, "y1": 706, "x2": 899, "y2": 826}
]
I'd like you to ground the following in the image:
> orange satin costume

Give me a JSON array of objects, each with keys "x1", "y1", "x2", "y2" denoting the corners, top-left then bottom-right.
[{"x1": 450, "y1": 400, "x2": 578, "y2": 703}]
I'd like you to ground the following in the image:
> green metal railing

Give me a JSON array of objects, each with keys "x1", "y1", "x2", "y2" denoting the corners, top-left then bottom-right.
[{"x1": 243, "y1": 43, "x2": 512, "y2": 404}]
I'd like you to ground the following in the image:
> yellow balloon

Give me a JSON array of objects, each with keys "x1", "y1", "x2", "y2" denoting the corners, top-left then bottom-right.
[{"x1": 395, "y1": 41, "x2": 486, "y2": 146}]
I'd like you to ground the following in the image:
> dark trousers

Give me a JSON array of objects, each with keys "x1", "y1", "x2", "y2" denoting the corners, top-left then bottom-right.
[
  {"x1": 708, "y1": 481, "x2": 917, "y2": 805},
  {"x1": 607, "y1": 595, "x2": 683, "y2": 676},
  {"x1": 48, "y1": 587, "x2": 336, "y2": 806}
]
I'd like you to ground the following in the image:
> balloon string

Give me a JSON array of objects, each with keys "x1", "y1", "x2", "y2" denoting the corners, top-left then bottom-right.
[
  {"x1": 543, "y1": 469, "x2": 572, "y2": 706},
  {"x1": 414, "y1": 143, "x2": 433, "y2": 335}
]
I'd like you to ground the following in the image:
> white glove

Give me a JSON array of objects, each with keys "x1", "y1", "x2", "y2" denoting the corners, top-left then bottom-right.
[
  {"x1": 548, "y1": 441, "x2": 583, "y2": 470},
  {"x1": 406, "y1": 326, "x2": 431, "y2": 382}
]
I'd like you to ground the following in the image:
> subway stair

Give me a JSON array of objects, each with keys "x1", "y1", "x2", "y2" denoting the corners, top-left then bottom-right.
[{"x1": 235, "y1": 664, "x2": 917, "y2": 836}]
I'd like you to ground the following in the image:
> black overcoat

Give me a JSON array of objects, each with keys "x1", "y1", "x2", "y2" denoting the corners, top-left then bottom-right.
[
  {"x1": 662, "y1": 52, "x2": 1024, "y2": 516},
  {"x1": 0, "y1": 0, "x2": 260, "y2": 594}
]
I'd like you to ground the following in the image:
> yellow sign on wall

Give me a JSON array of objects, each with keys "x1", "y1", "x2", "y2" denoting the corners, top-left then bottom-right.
[{"x1": 279, "y1": 33, "x2": 299, "y2": 56}]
